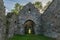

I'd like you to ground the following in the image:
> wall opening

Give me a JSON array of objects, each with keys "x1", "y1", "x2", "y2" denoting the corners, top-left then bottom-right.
[
  {"x1": 24, "y1": 20, "x2": 35, "y2": 34},
  {"x1": 28, "y1": 8, "x2": 31, "y2": 13}
]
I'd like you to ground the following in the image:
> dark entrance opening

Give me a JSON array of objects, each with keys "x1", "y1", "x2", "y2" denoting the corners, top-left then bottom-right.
[{"x1": 24, "y1": 20, "x2": 35, "y2": 34}]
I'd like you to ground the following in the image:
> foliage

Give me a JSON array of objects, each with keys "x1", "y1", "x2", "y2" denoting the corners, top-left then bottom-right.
[
  {"x1": 34, "y1": 2, "x2": 42, "y2": 9},
  {"x1": 11, "y1": 3, "x2": 23, "y2": 15},
  {"x1": 34, "y1": 1, "x2": 52, "y2": 13},
  {"x1": 11, "y1": 2, "x2": 51, "y2": 14}
]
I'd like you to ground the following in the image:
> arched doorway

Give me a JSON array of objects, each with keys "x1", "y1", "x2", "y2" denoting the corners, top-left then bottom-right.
[{"x1": 24, "y1": 20, "x2": 35, "y2": 34}]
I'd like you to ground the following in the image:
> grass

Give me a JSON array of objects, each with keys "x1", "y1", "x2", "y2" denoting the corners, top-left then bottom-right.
[{"x1": 9, "y1": 34, "x2": 55, "y2": 40}]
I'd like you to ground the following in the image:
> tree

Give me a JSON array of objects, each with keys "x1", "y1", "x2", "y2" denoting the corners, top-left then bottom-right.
[
  {"x1": 34, "y1": 2, "x2": 42, "y2": 9},
  {"x1": 11, "y1": 3, "x2": 23, "y2": 15},
  {"x1": 34, "y1": 2, "x2": 43, "y2": 13}
]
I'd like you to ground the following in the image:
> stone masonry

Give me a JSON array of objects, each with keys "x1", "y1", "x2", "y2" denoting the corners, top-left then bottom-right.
[
  {"x1": 0, "y1": 0, "x2": 6, "y2": 40},
  {"x1": 6, "y1": 13, "x2": 17, "y2": 38},
  {"x1": 42, "y1": 0, "x2": 60, "y2": 38},
  {"x1": 17, "y1": 2, "x2": 41, "y2": 35}
]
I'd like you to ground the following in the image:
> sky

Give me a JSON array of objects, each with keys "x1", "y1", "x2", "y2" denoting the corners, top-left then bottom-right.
[{"x1": 3, "y1": 0, "x2": 52, "y2": 13}]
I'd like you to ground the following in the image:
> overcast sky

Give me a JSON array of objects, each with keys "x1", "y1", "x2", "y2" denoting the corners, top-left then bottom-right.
[{"x1": 3, "y1": 0, "x2": 52, "y2": 13}]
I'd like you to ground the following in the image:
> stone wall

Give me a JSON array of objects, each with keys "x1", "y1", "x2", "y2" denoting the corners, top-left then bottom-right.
[
  {"x1": 42, "y1": 0, "x2": 60, "y2": 38},
  {"x1": 0, "y1": 0, "x2": 6, "y2": 40},
  {"x1": 17, "y1": 3, "x2": 41, "y2": 35},
  {"x1": 6, "y1": 13, "x2": 17, "y2": 38}
]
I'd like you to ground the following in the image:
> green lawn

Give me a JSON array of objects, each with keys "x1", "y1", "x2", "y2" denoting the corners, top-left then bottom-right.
[{"x1": 9, "y1": 34, "x2": 55, "y2": 40}]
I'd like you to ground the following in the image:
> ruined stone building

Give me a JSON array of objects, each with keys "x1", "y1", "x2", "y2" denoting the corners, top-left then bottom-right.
[
  {"x1": 6, "y1": 0, "x2": 60, "y2": 39},
  {"x1": 7, "y1": 0, "x2": 60, "y2": 39},
  {"x1": 0, "y1": 0, "x2": 60, "y2": 40},
  {"x1": 17, "y1": 3, "x2": 41, "y2": 35}
]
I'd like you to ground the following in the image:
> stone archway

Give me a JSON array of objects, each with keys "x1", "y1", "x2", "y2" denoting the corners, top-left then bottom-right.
[{"x1": 24, "y1": 20, "x2": 35, "y2": 34}]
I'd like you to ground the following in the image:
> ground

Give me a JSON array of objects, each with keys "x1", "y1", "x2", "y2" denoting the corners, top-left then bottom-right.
[{"x1": 9, "y1": 34, "x2": 55, "y2": 40}]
